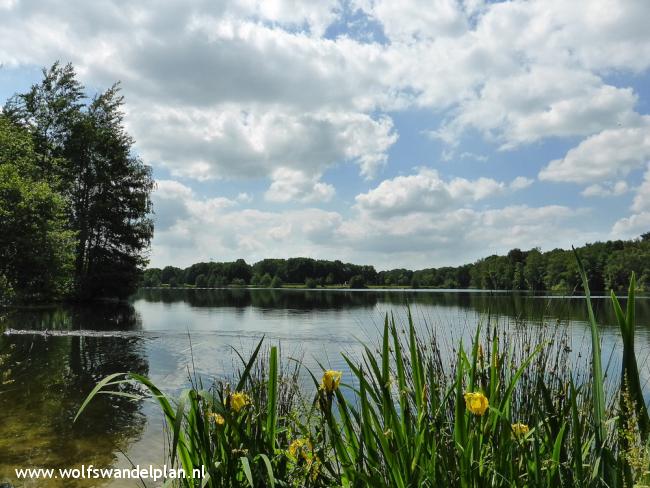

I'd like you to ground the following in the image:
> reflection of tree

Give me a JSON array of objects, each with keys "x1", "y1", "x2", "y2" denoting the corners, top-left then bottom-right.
[
  {"x1": 135, "y1": 288, "x2": 381, "y2": 310},
  {"x1": 3, "y1": 301, "x2": 143, "y2": 332},
  {"x1": 0, "y1": 303, "x2": 148, "y2": 485},
  {"x1": 134, "y1": 288, "x2": 650, "y2": 329}
]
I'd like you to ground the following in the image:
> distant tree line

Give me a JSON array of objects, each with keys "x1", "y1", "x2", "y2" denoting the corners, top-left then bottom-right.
[
  {"x1": 143, "y1": 258, "x2": 378, "y2": 289},
  {"x1": 0, "y1": 63, "x2": 154, "y2": 304},
  {"x1": 143, "y1": 233, "x2": 650, "y2": 292}
]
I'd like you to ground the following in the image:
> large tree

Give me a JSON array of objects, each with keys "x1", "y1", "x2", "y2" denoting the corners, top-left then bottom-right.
[{"x1": 4, "y1": 63, "x2": 154, "y2": 300}]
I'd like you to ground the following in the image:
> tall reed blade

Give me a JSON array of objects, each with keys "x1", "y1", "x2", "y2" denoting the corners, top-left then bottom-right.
[
  {"x1": 573, "y1": 247, "x2": 609, "y2": 482},
  {"x1": 611, "y1": 272, "x2": 649, "y2": 440}
]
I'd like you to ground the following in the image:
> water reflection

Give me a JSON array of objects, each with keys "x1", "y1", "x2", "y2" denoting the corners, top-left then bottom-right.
[
  {"x1": 0, "y1": 303, "x2": 148, "y2": 487},
  {"x1": 1, "y1": 289, "x2": 649, "y2": 487},
  {"x1": 134, "y1": 288, "x2": 650, "y2": 328},
  {"x1": 137, "y1": 287, "x2": 380, "y2": 310}
]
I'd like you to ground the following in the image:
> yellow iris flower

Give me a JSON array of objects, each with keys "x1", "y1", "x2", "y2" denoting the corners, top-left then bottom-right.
[
  {"x1": 229, "y1": 392, "x2": 250, "y2": 412},
  {"x1": 208, "y1": 412, "x2": 225, "y2": 425},
  {"x1": 463, "y1": 391, "x2": 489, "y2": 416},
  {"x1": 320, "y1": 370, "x2": 342, "y2": 393},
  {"x1": 511, "y1": 422, "x2": 529, "y2": 436},
  {"x1": 288, "y1": 438, "x2": 313, "y2": 460}
]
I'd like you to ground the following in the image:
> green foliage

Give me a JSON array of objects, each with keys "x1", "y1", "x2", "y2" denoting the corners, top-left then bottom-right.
[
  {"x1": 0, "y1": 115, "x2": 75, "y2": 302},
  {"x1": 348, "y1": 274, "x2": 366, "y2": 289},
  {"x1": 142, "y1": 268, "x2": 162, "y2": 287},
  {"x1": 270, "y1": 276, "x2": 283, "y2": 288},
  {"x1": 195, "y1": 274, "x2": 208, "y2": 287},
  {"x1": 153, "y1": 236, "x2": 650, "y2": 292},
  {"x1": 3, "y1": 62, "x2": 154, "y2": 301},
  {"x1": 305, "y1": 277, "x2": 318, "y2": 288},
  {"x1": 260, "y1": 273, "x2": 273, "y2": 288}
]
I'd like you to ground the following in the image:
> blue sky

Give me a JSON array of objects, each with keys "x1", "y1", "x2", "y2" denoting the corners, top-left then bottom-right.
[{"x1": 1, "y1": 0, "x2": 649, "y2": 270}]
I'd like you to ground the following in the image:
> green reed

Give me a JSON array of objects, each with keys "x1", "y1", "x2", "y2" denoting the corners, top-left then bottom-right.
[{"x1": 76, "y1": 262, "x2": 649, "y2": 487}]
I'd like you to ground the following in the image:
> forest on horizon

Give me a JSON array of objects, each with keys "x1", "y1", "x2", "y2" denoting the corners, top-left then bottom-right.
[{"x1": 144, "y1": 233, "x2": 650, "y2": 292}]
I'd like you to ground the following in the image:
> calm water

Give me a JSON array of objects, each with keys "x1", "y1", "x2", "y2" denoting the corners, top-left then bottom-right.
[{"x1": 1, "y1": 288, "x2": 650, "y2": 487}]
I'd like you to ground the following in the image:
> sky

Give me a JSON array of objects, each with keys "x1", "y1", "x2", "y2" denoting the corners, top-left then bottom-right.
[{"x1": 1, "y1": 0, "x2": 650, "y2": 270}]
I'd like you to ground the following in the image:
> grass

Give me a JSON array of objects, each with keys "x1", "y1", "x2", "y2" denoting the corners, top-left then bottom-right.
[{"x1": 77, "y1": 255, "x2": 650, "y2": 487}]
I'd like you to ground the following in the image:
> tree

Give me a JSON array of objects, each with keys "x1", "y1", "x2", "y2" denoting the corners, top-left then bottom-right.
[
  {"x1": 0, "y1": 115, "x2": 75, "y2": 301},
  {"x1": 349, "y1": 275, "x2": 366, "y2": 289},
  {"x1": 260, "y1": 273, "x2": 273, "y2": 288},
  {"x1": 512, "y1": 262, "x2": 526, "y2": 290},
  {"x1": 142, "y1": 268, "x2": 162, "y2": 287},
  {"x1": 325, "y1": 272, "x2": 336, "y2": 286},
  {"x1": 161, "y1": 266, "x2": 183, "y2": 285},
  {"x1": 524, "y1": 249, "x2": 545, "y2": 291},
  {"x1": 270, "y1": 275, "x2": 283, "y2": 288},
  {"x1": 195, "y1": 274, "x2": 208, "y2": 287},
  {"x1": 5, "y1": 63, "x2": 154, "y2": 300},
  {"x1": 305, "y1": 277, "x2": 318, "y2": 288}
]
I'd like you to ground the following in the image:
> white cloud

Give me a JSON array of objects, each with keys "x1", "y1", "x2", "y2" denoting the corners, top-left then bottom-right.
[
  {"x1": 2, "y1": 0, "x2": 649, "y2": 180},
  {"x1": 2, "y1": 0, "x2": 650, "y2": 266},
  {"x1": 355, "y1": 168, "x2": 503, "y2": 218},
  {"x1": 236, "y1": 192, "x2": 253, "y2": 203},
  {"x1": 129, "y1": 105, "x2": 396, "y2": 180},
  {"x1": 357, "y1": 0, "x2": 468, "y2": 42},
  {"x1": 354, "y1": 168, "x2": 532, "y2": 218},
  {"x1": 631, "y1": 165, "x2": 650, "y2": 213},
  {"x1": 152, "y1": 179, "x2": 237, "y2": 230},
  {"x1": 612, "y1": 212, "x2": 650, "y2": 239},
  {"x1": 581, "y1": 181, "x2": 629, "y2": 197},
  {"x1": 334, "y1": 204, "x2": 589, "y2": 264},
  {"x1": 539, "y1": 120, "x2": 650, "y2": 184},
  {"x1": 265, "y1": 168, "x2": 335, "y2": 203},
  {"x1": 442, "y1": 66, "x2": 639, "y2": 149},
  {"x1": 150, "y1": 178, "x2": 594, "y2": 269},
  {"x1": 510, "y1": 176, "x2": 534, "y2": 191},
  {"x1": 609, "y1": 165, "x2": 650, "y2": 239}
]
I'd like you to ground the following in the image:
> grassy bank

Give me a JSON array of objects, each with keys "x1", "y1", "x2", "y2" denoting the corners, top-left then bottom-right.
[{"x1": 78, "y1": 257, "x2": 650, "y2": 487}]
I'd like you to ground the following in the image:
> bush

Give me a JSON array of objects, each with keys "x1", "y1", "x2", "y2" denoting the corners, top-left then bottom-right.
[
  {"x1": 305, "y1": 277, "x2": 318, "y2": 288},
  {"x1": 270, "y1": 275, "x2": 283, "y2": 288}
]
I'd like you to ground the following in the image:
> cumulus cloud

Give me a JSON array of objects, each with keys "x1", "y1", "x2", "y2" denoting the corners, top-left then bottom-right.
[
  {"x1": 354, "y1": 168, "x2": 531, "y2": 218},
  {"x1": 510, "y1": 176, "x2": 533, "y2": 191},
  {"x1": 356, "y1": 0, "x2": 469, "y2": 42},
  {"x1": 632, "y1": 166, "x2": 650, "y2": 213},
  {"x1": 265, "y1": 168, "x2": 335, "y2": 203},
  {"x1": 581, "y1": 181, "x2": 629, "y2": 198},
  {"x1": 612, "y1": 212, "x2": 650, "y2": 239},
  {"x1": 437, "y1": 67, "x2": 639, "y2": 149},
  {"x1": 2, "y1": 0, "x2": 649, "y2": 177},
  {"x1": 131, "y1": 105, "x2": 396, "y2": 180},
  {"x1": 539, "y1": 120, "x2": 650, "y2": 184},
  {"x1": 609, "y1": 165, "x2": 650, "y2": 239},
  {"x1": 2, "y1": 0, "x2": 649, "y2": 266},
  {"x1": 150, "y1": 178, "x2": 593, "y2": 269}
]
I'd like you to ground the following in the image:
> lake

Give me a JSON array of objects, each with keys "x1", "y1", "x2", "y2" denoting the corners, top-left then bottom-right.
[{"x1": 1, "y1": 288, "x2": 649, "y2": 487}]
